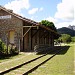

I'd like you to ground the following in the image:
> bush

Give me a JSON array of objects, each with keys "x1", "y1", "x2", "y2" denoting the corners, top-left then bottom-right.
[
  {"x1": 58, "y1": 34, "x2": 71, "y2": 43},
  {"x1": 8, "y1": 44, "x2": 19, "y2": 55},
  {"x1": 0, "y1": 39, "x2": 19, "y2": 56},
  {"x1": 0, "y1": 39, "x2": 7, "y2": 54},
  {"x1": 71, "y1": 37, "x2": 75, "y2": 42},
  {"x1": 34, "y1": 44, "x2": 52, "y2": 54}
]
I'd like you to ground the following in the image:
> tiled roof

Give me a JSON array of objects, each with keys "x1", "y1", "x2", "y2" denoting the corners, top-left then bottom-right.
[
  {"x1": 0, "y1": 5, "x2": 60, "y2": 36},
  {"x1": 0, "y1": 5, "x2": 38, "y2": 25}
]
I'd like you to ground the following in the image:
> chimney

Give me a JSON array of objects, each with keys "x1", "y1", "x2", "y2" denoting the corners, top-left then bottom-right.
[{"x1": 8, "y1": 9, "x2": 13, "y2": 13}]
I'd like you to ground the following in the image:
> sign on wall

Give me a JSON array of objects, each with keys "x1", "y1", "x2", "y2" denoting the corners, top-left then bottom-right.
[{"x1": 0, "y1": 15, "x2": 11, "y2": 19}]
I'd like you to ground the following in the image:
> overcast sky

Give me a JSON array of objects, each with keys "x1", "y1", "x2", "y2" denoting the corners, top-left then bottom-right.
[{"x1": 0, "y1": 0, "x2": 74, "y2": 28}]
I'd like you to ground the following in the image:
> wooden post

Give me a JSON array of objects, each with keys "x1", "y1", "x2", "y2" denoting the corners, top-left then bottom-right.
[
  {"x1": 52, "y1": 35, "x2": 54, "y2": 46},
  {"x1": 50, "y1": 33, "x2": 54, "y2": 47},
  {"x1": 29, "y1": 29, "x2": 32, "y2": 50},
  {"x1": 37, "y1": 30, "x2": 39, "y2": 45},
  {"x1": 49, "y1": 32, "x2": 51, "y2": 46}
]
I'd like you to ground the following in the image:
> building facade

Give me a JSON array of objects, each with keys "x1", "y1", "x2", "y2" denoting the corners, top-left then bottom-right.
[{"x1": 0, "y1": 6, "x2": 59, "y2": 52}]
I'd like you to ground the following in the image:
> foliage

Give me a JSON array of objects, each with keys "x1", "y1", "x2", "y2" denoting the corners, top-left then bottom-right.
[
  {"x1": 58, "y1": 34, "x2": 71, "y2": 43},
  {"x1": 34, "y1": 45, "x2": 51, "y2": 54},
  {"x1": 0, "y1": 39, "x2": 19, "y2": 56},
  {"x1": 0, "y1": 39, "x2": 7, "y2": 54},
  {"x1": 71, "y1": 36, "x2": 75, "y2": 42},
  {"x1": 40, "y1": 20, "x2": 57, "y2": 31},
  {"x1": 8, "y1": 44, "x2": 19, "y2": 55}
]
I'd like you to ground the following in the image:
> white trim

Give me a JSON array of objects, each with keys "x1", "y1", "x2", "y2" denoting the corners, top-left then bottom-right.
[{"x1": 0, "y1": 15, "x2": 11, "y2": 19}]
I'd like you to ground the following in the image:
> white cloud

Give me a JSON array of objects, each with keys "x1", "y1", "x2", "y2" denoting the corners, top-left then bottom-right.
[
  {"x1": 46, "y1": 16, "x2": 58, "y2": 24},
  {"x1": 55, "y1": 19, "x2": 75, "y2": 29},
  {"x1": 45, "y1": 16, "x2": 60, "y2": 28},
  {"x1": 54, "y1": 0, "x2": 75, "y2": 28},
  {"x1": 4, "y1": 0, "x2": 30, "y2": 13},
  {"x1": 28, "y1": 8, "x2": 38, "y2": 15},
  {"x1": 28, "y1": 7, "x2": 44, "y2": 15},
  {"x1": 45, "y1": 16, "x2": 75, "y2": 28},
  {"x1": 55, "y1": 22, "x2": 70, "y2": 28},
  {"x1": 55, "y1": 0, "x2": 74, "y2": 21}
]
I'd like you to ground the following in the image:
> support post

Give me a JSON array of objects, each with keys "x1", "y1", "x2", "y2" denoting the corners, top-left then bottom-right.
[
  {"x1": 29, "y1": 29, "x2": 32, "y2": 50},
  {"x1": 37, "y1": 30, "x2": 39, "y2": 45},
  {"x1": 49, "y1": 32, "x2": 51, "y2": 46}
]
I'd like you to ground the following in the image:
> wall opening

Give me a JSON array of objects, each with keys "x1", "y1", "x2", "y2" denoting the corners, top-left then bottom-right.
[{"x1": 9, "y1": 31, "x2": 15, "y2": 44}]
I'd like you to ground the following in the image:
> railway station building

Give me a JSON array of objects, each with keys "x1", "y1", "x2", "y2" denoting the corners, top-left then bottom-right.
[{"x1": 0, "y1": 6, "x2": 59, "y2": 52}]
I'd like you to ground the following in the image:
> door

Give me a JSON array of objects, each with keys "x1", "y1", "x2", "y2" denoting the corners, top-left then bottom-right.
[
  {"x1": 24, "y1": 32, "x2": 29, "y2": 51},
  {"x1": 9, "y1": 31, "x2": 15, "y2": 44}
]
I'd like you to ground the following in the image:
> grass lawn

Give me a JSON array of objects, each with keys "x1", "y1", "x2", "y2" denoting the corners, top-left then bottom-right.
[
  {"x1": 0, "y1": 52, "x2": 26, "y2": 63},
  {"x1": 29, "y1": 43, "x2": 74, "y2": 75},
  {"x1": 0, "y1": 43, "x2": 74, "y2": 75},
  {"x1": 4, "y1": 55, "x2": 52, "y2": 75},
  {"x1": 0, "y1": 52, "x2": 41, "y2": 72}
]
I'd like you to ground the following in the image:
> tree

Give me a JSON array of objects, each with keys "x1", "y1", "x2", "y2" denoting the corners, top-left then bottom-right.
[
  {"x1": 71, "y1": 36, "x2": 75, "y2": 42},
  {"x1": 40, "y1": 20, "x2": 57, "y2": 32},
  {"x1": 59, "y1": 34, "x2": 71, "y2": 43}
]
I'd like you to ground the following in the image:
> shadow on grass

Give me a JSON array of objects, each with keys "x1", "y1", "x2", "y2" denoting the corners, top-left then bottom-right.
[
  {"x1": 0, "y1": 54, "x2": 21, "y2": 61},
  {"x1": 36, "y1": 46, "x2": 70, "y2": 55},
  {"x1": 23, "y1": 46, "x2": 70, "y2": 75}
]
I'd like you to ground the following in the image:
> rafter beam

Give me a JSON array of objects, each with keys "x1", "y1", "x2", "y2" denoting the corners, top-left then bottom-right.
[{"x1": 23, "y1": 27, "x2": 31, "y2": 37}]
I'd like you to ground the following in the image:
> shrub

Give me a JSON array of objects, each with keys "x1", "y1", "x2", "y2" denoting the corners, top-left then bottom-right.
[
  {"x1": 0, "y1": 39, "x2": 19, "y2": 56},
  {"x1": 58, "y1": 34, "x2": 71, "y2": 43},
  {"x1": 71, "y1": 36, "x2": 75, "y2": 42},
  {"x1": 34, "y1": 44, "x2": 52, "y2": 54},
  {"x1": 8, "y1": 44, "x2": 19, "y2": 55},
  {"x1": 0, "y1": 39, "x2": 7, "y2": 54}
]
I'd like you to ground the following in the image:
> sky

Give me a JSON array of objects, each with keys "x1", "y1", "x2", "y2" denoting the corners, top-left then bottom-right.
[{"x1": 0, "y1": 0, "x2": 74, "y2": 28}]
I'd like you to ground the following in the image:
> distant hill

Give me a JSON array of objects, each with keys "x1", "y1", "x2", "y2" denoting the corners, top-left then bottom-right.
[
  {"x1": 68, "y1": 25, "x2": 75, "y2": 31},
  {"x1": 57, "y1": 27, "x2": 75, "y2": 36}
]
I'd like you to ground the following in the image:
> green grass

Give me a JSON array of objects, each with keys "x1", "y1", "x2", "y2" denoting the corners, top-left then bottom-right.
[
  {"x1": 0, "y1": 52, "x2": 25, "y2": 63},
  {"x1": 29, "y1": 43, "x2": 74, "y2": 75},
  {"x1": 5, "y1": 55, "x2": 52, "y2": 75},
  {"x1": 0, "y1": 43, "x2": 74, "y2": 75},
  {"x1": 0, "y1": 52, "x2": 41, "y2": 72}
]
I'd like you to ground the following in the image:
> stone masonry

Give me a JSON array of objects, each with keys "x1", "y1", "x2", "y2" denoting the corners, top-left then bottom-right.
[{"x1": 0, "y1": 9, "x2": 23, "y2": 50}]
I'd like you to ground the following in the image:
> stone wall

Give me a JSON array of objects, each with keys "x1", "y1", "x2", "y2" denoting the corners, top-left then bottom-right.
[{"x1": 0, "y1": 10, "x2": 23, "y2": 50}]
